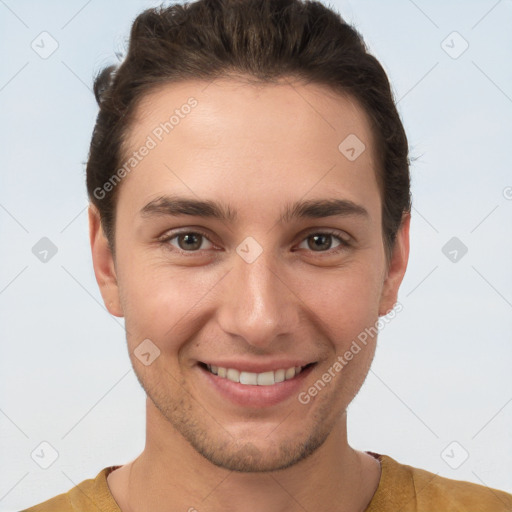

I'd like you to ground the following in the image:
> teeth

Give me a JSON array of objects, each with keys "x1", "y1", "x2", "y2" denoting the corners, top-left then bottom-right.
[
  {"x1": 257, "y1": 371, "x2": 275, "y2": 386},
  {"x1": 226, "y1": 368, "x2": 240, "y2": 383},
  {"x1": 205, "y1": 364, "x2": 305, "y2": 386},
  {"x1": 285, "y1": 367, "x2": 296, "y2": 380},
  {"x1": 274, "y1": 369, "x2": 285, "y2": 383},
  {"x1": 240, "y1": 371, "x2": 258, "y2": 385}
]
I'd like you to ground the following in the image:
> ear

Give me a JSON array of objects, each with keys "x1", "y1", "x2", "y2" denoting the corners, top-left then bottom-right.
[
  {"x1": 378, "y1": 212, "x2": 410, "y2": 316},
  {"x1": 88, "y1": 204, "x2": 124, "y2": 317}
]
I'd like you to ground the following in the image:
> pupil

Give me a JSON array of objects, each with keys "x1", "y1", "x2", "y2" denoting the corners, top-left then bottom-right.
[
  {"x1": 180, "y1": 233, "x2": 201, "y2": 250},
  {"x1": 309, "y1": 234, "x2": 331, "y2": 251}
]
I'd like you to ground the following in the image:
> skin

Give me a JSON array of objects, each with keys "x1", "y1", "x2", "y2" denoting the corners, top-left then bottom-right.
[{"x1": 89, "y1": 76, "x2": 410, "y2": 512}]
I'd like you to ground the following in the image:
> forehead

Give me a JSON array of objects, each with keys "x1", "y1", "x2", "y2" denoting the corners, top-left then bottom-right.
[{"x1": 119, "y1": 76, "x2": 381, "y2": 222}]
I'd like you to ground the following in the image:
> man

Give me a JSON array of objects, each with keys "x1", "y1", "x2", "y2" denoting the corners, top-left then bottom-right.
[{"x1": 23, "y1": 0, "x2": 512, "y2": 510}]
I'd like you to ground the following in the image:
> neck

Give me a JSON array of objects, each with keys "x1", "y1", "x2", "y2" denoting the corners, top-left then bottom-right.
[{"x1": 110, "y1": 399, "x2": 381, "y2": 512}]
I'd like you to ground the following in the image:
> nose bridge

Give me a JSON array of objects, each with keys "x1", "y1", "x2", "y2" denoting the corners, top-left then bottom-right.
[{"x1": 216, "y1": 246, "x2": 298, "y2": 347}]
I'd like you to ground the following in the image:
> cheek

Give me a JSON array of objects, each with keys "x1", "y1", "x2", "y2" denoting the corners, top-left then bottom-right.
[
  {"x1": 296, "y1": 266, "x2": 383, "y2": 403},
  {"x1": 117, "y1": 255, "x2": 226, "y2": 348},
  {"x1": 292, "y1": 261, "x2": 384, "y2": 345}
]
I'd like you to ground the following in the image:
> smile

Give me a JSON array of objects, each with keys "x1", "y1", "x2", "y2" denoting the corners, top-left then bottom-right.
[
  {"x1": 197, "y1": 361, "x2": 317, "y2": 407},
  {"x1": 203, "y1": 363, "x2": 314, "y2": 386}
]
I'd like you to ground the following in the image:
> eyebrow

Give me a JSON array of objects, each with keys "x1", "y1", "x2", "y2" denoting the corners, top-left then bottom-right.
[{"x1": 140, "y1": 195, "x2": 369, "y2": 223}]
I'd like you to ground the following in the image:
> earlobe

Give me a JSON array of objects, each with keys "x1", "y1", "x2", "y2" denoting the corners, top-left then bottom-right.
[
  {"x1": 88, "y1": 204, "x2": 124, "y2": 317},
  {"x1": 378, "y1": 212, "x2": 411, "y2": 317}
]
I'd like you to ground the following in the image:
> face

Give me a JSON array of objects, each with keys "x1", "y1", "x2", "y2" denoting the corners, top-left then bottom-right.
[{"x1": 90, "y1": 77, "x2": 409, "y2": 472}]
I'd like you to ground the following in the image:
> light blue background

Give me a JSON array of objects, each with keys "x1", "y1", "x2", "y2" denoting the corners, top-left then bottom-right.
[{"x1": 1, "y1": 0, "x2": 511, "y2": 509}]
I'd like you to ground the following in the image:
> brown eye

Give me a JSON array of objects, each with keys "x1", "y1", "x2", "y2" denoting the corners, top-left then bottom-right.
[
  {"x1": 178, "y1": 233, "x2": 202, "y2": 250},
  {"x1": 297, "y1": 232, "x2": 349, "y2": 253},
  {"x1": 166, "y1": 232, "x2": 214, "y2": 252},
  {"x1": 307, "y1": 234, "x2": 335, "y2": 251}
]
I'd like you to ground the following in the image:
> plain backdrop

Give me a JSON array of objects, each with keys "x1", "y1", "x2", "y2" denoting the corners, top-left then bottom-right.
[{"x1": 1, "y1": 0, "x2": 511, "y2": 510}]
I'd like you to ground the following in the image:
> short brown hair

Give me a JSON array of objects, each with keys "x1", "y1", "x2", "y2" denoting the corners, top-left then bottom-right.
[{"x1": 86, "y1": 0, "x2": 411, "y2": 262}]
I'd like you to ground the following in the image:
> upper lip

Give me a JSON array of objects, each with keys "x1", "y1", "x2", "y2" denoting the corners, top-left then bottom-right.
[{"x1": 199, "y1": 359, "x2": 316, "y2": 373}]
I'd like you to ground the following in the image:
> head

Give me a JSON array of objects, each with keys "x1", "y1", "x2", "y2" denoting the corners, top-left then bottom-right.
[{"x1": 88, "y1": 0, "x2": 411, "y2": 472}]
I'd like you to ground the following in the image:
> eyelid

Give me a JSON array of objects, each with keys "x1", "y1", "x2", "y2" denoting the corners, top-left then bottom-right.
[
  {"x1": 299, "y1": 227, "x2": 351, "y2": 243},
  {"x1": 158, "y1": 228, "x2": 217, "y2": 252},
  {"x1": 294, "y1": 228, "x2": 352, "y2": 253}
]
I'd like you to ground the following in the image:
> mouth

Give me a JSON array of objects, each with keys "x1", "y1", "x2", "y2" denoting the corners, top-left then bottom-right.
[
  {"x1": 199, "y1": 362, "x2": 316, "y2": 386},
  {"x1": 196, "y1": 361, "x2": 318, "y2": 407}
]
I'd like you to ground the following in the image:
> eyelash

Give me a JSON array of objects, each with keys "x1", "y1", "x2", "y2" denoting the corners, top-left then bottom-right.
[{"x1": 158, "y1": 228, "x2": 351, "y2": 256}]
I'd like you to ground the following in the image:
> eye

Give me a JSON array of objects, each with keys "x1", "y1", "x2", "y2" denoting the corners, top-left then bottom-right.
[
  {"x1": 296, "y1": 231, "x2": 350, "y2": 253},
  {"x1": 159, "y1": 228, "x2": 351, "y2": 255},
  {"x1": 162, "y1": 231, "x2": 215, "y2": 252}
]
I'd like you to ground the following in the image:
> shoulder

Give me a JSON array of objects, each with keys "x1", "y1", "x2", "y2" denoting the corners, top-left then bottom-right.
[
  {"x1": 409, "y1": 464, "x2": 512, "y2": 511},
  {"x1": 375, "y1": 453, "x2": 512, "y2": 512},
  {"x1": 20, "y1": 466, "x2": 121, "y2": 512},
  {"x1": 21, "y1": 492, "x2": 72, "y2": 512}
]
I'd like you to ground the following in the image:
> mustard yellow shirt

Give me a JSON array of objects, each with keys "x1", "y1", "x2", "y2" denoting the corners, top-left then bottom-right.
[{"x1": 21, "y1": 452, "x2": 512, "y2": 511}]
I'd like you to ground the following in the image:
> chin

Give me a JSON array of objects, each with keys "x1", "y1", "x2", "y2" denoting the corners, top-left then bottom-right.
[
  {"x1": 192, "y1": 432, "x2": 328, "y2": 473},
  {"x1": 171, "y1": 404, "x2": 336, "y2": 473}
]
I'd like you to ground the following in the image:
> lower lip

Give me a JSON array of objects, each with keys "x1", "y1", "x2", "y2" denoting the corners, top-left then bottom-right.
[{"x1": 197, "y1": 364, "x2": 316, "y2": 408}]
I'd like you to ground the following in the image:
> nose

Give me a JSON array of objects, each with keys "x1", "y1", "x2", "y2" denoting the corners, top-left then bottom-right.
[{"x1": 215, "y1": 246, "x2": 301, "y2": 350}]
